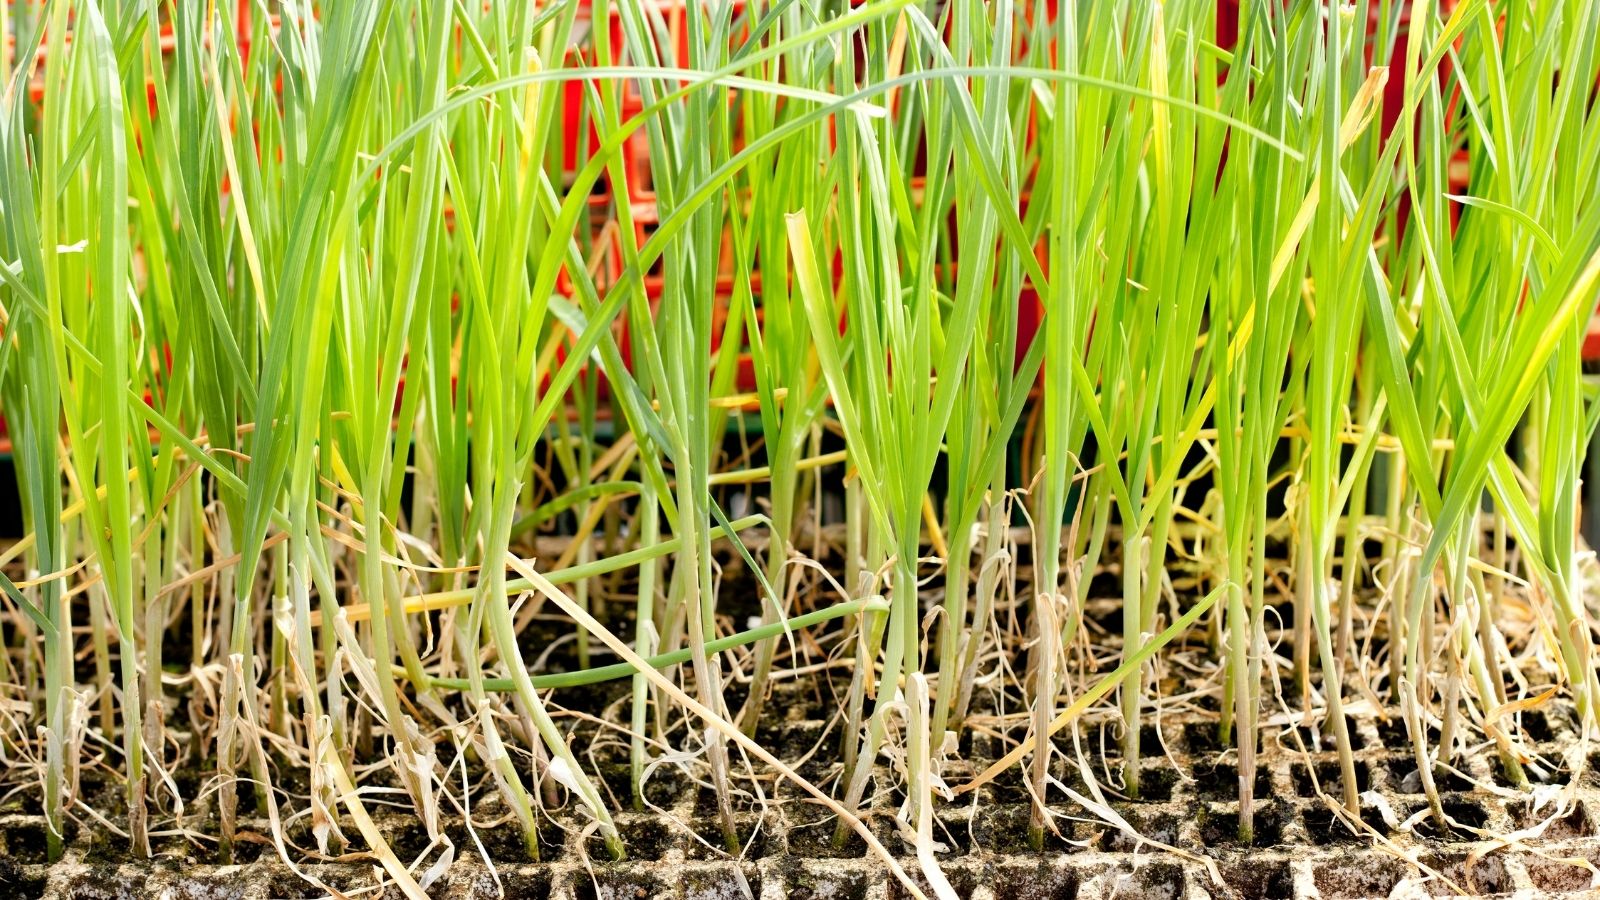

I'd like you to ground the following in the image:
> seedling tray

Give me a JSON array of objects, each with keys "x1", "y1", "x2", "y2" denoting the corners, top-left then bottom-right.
[{"x1": 6, "y1": 678, "x2": 1598, "y2": 900}]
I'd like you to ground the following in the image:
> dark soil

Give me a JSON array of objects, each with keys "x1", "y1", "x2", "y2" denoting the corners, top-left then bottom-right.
[{"x1": 11, "y1": 571, "x2": 1598, "y2": 898}]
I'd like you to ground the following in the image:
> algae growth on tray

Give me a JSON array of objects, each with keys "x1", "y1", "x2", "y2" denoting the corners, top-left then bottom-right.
[{"x1": 1, "y1": 0, "x2": 1599, "y2": 898}]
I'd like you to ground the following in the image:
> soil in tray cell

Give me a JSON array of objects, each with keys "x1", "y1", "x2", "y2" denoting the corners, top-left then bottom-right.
[
  {"x1": 1096, "y1": 807, "x2": 1183, "y2": 853},
  {"x1": 1141, "y1": 723, "x2": 1172, "y2": 757},
  {"x1": 0, "y1": 858, "x2": 45, "y2": 900},
  {"x1": 1113, "y1": 763, "x2": 1178, "y2": 802},
  {"x1": 60, "y1": 870, "x2": 150, "y2": 900},
  {"x1": 928, "y1": 814, "x2": 974, "y2": 855},
  {"x1": 1084, "y1": 861, "x2": 1186, "y2": 900},
  {"x1": 1220, "y1": 858, "x2": 1296, "y2": 900},
  {"x1": 1193, "y1": 757, "x2": 1273, "y2": 800},
  {"x1": 1301, "y1": 803, "x2": 1394, "y2": 845},
  {"x1": 776, "y1": 754, "x2": 842, "y2": 799},
  {"x1": 969, "y1": 804, "x2": 1080, "y2": 855},
  {"x1": 0, "y1": 785, "x2": 45, "y2": 816},
  {"x1": 609, "y1": 816, "x2": 675, "y2": 862},
  {"x1": 1291, "y1": 759, "x2": 1373, "y2": 798},
  {"x1": 681, "y1": 864, "x2": 761, "y2": 900},
  {"x1": 573, "y1": 869, "x2": 675, "y2": 900},
  {"x1": 453, "y1": 815, "x2": 569, "y2": 865},
  {"x1": 2, "y1": 819, "x2": 52, "y2": 865},
  {"x1": 885, "y1": 865, "x2": 979, "y2": 900},
  {"x1": 983, "y1": 764, "x2": 1040, "y2": 805},
  {"x1": 1515, "y1": 709, "x2": 1562, "y2": 744},
  {"x1": 261, "y1": 866, "x2": 371, "y2": 900},
  {"x1": 599, "y1": 762, "x2": 692, "y2": 809},
  {"x1": 1385, "y1": 757, "x2": 1474, "y2": 794},
  {"x1": 1493, "y1": 750, "x2": 1568, "y2": 787},
  {"x1": 1525, "y1": 852, "x2": 1600, "y2": 894},
  {"x1": 1405, "y1": 797, "x2": 1490, "y2": 842},
  {"x1": 1198, "y1": 802, "x2": 1289, "y2": 851},
  {"x1": 785, "y1": 864, "x2": 871, "y2": 900},
  {"x1": 686, "y1": 817, "x2": 770, "y2": 860},
  {"x1": 1376, "y1": 716, "x2": 1441, "y2": 748},
  {"x1": 755, "y1": 715, "x2": 829, "y2": 757},
  {"x1": 1510, "y1": 799, "x2": 1592, "y2": 839},
  {"x1": 1075, "y1": 722, "x2": 1171, "y2": 768},
  {"x1": 1182, "y1": 721, "x2": 1263, "y2": 755},
  {"x1": 1313, "y1": 854, "x2": 1407, "y2": 899},
  {"x1": 168, "y1": 871, "x2": 257, "y2": 900},
  {"x1": 694, "y1": 785, "x2": 765, "y2": 818},
  {"x1": 496, "y1": 867, "x2": 554, "y2": 900},
  {"x1": 784, "y1": 802, "x2": 870, "y2": 859},
  {"x1": 1286, "y1": 716, "x2": 1366, "y2": 752},
  {"x1": 989, "y1": 861, "x2": 1077, "y2": 900},
  {"x1": 1420, "y1": 852, "x2": 1509, "y2": 896}
]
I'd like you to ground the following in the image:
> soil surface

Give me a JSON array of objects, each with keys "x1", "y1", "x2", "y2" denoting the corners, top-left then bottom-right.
[
  {"x1": 7, "y1": 694, "x2": 1600, "y2": 899},
  {"x1": 6, "y1": 583, "x2": 1599, "y2": 899}
]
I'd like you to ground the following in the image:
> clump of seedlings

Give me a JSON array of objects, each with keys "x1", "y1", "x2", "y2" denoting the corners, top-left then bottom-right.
[{"x1": 1, "y1": 0, "x2": 1599, "y2": 898}]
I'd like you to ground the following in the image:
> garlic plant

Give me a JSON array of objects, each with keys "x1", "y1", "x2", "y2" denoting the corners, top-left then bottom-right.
[{"x1": 0, "y1": 2, "x2": 1597, "y2": 897}]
